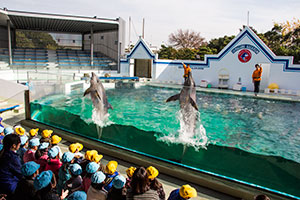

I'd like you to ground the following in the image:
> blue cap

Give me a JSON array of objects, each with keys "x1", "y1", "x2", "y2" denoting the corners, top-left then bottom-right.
[
  {"x1": 112, "y1": 175, "x2": 126, "y2": 189},
  {"x1": 39, "y1": 142, "x2": 49, "y2": 150},
  {"x1": 48, "y1": 146, "x2": 59, "y2": 158},
  {"x1": 86, "y1": 162, "x2": 99, "y2": 174},
  {"x1": 34, "y1": 170, "x2": 53, "y2": 190},
  {"x1": 91, "y1": 171, "x2": 106, "y2": 184},
  {"x1": 70, "y1": 163, "x2": 82, "y2": 176},
  {"x1": 0, "y1": 126, "x2": 4, "y2": 133},
  {"x1": 21, "y1": 161, "x2": 40, "y2": 176},
  {"x1": 0, "y1": 144, "x2": 3, "y2": 151},
  {"x1": 67, "y1": 191, "x2": 87, "y2": 200},
  {"x1": 20, "y1": 135, "x2": 29, "y2": 146},
  {"x1": 4, "y1": 127, "x2": 14, "y2": 135},
  {"x1": 29, "y1": 138, "x2": 40, "y2": 147},
  {"x1": 62, "y1": 152, "x2": 74, "y2": 163}
]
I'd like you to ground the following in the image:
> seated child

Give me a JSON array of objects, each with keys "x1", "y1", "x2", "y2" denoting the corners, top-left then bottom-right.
[
  {"x1": 125, "y1": 166, "x2": 136, "y2": 189},
  {"x1": 40, "y1": 129, "x2": 53, "y2": 144},
  {"x1": 23, "y1": 138, "x2": 40, "y2": 163},
  {"x1": 3, "y1": 127, "x2": 14, "y2": 136},
  {"x1": 51, "y1": 135, "x2": 62, "y2": 159},
  {"x1": 82, "y1": 162, "x2": 99, "y2": 193},
  {"x1": 13, "y1": 161, "x2": 40, "y2": 200},
  {"x1": 69, "y1": 143, "x2": 84, "y2": 164},
  {"x1": 107, "y1": 175, "x2": 127, "y2": 200},
  {"x1": 29, "y1": 128, "x2": 39, "y2": 139},
  {"x1": 34, "y1": 170, "x2": 69, "y2": 200},
  {"x1": 168, "y1": 184, "x2": 197, "y2": 200},
  {"x1": 57, "y1": 152, "x2": 74, "y2": 195},
  {"x1": 66, "y1": 163, "x2": 83, "y2": 194},
  {"x1": 17, "y1": 135, "x2": 29, "y2": 164},
  {"x1": 147, "y1": 166, "x2": 165, "y2": 200},
  {"x1": 15, "y1": 126, "x2": 25, "y2": 136},
  {"x1": 45, "y1": 146, "x2": 62, "y2": 177},
  {"x1": 104, "y1": 161, "x2": 119, "y2": 191},
  {"x1": 87, "y1": 171, "x2": 107, "y2": 200},
  {"x1": 35, "y1": 142, "x2": 50, "y2": 172}
]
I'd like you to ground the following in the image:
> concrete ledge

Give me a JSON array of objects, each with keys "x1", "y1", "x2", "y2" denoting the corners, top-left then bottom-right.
[{"x1": 21, "y1": 119, "x2": 296, "y2": 200}]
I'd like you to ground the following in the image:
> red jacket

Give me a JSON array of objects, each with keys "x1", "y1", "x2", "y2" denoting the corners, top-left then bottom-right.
[{"x1": 45, "y1": 158, "x2": 62, "y2": 177}]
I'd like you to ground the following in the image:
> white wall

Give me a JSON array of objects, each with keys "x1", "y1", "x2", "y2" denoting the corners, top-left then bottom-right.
[{"x1": 0, "y1": 79, "x2": 28, "y2": 103}]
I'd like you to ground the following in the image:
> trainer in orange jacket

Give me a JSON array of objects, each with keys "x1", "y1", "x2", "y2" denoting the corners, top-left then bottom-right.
[
  {"x1": 182, "y1": 62, "x2": 191, "y2": 80},
  {"x1": 252, "y1": 64, "x2": 262, "y2": 95}
]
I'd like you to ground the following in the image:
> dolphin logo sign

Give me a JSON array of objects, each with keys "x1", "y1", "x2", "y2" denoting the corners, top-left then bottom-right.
[{"x1": 238, "y1": 49, "x2": 252, "y2": 63}]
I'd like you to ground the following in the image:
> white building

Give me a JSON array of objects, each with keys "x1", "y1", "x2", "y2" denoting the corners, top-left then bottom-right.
[{"x1": 121, "y1": 26, "x2": 300, "y2": 91}]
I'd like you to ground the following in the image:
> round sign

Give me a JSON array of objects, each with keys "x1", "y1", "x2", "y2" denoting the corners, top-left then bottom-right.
[{"x1": 238, "y1": 49, "x2": 252, "y2": 63}]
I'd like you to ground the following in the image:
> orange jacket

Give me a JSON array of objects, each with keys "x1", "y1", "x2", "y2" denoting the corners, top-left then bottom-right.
[
  {"x1": 183, "y1": 64, "x2": 192, "y2": 77},
  {"x1": 252, "y1": 67, "x2": 262, "y2": 81}
]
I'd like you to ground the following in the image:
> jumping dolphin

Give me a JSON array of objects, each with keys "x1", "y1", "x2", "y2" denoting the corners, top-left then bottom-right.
[
  {"x1": 84, "y1": 72, "x2": 113, "y2": 117},
  {"x1": 166, "y1": 72, "x2": 198, "y2": 134}
]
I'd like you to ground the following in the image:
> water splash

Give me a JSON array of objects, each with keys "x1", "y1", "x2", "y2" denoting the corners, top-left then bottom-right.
[
  {"x1": 157, "y1": 109, "x2": 208, "y2": 150},
  {"x1": 91, "y1": 108, "x2": 114, "y2": 127}
]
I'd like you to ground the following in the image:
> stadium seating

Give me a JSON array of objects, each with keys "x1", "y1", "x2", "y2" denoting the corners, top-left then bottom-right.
[{"x1": 0, "y1": 48, "x2": 117, "y2": 70}]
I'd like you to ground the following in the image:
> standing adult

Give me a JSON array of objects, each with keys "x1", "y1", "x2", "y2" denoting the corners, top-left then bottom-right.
[
  {"x1": 252, "y1": 64, "x2": 263, "y2": 96},
  {"x1": 0, "y1": 134, "x2": 22, "y2": 198},
  {"x1": 182, "y1": 62, "x2": 191, "y2": 81}
]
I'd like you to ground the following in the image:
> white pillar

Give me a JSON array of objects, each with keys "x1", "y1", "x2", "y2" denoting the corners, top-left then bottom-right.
[
  {"x1": 7, "y1": 20, "x2": 12, "y2": 65},
  {"x1": 90, "y1": 26, "x2": 94, "y2": 66}
]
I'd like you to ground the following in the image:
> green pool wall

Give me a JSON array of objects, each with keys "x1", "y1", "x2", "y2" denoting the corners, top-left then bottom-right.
[{"x1": 30, "y1": 102, "x2": 300, "y2": 198}]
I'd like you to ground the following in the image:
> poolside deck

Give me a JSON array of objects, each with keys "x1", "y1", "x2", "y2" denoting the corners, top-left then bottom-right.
[{"x1": 148, "y1": 82, "x2": 300, "y2": 103}]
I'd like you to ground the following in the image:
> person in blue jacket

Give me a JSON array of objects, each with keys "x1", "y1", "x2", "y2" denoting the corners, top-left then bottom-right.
[{"x1": 0, "y1": 134, "x2": 22, "y2": 197}]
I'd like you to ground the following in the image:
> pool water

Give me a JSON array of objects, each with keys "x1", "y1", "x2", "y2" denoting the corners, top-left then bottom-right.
[{"x1": 30, "y1": 85, "x2": 300, "y2": 198}]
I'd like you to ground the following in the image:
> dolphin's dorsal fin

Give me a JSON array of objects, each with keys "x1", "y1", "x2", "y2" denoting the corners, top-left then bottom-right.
[
  {"x1": 83, "y1": 87, "x2": 93, "y2": 96},
  {"x1": 189, "y1": 97, "x2": 199, "y2": 111},
  {"x1": 166, "y1": 94, "x2": 180, "y2": 102}
]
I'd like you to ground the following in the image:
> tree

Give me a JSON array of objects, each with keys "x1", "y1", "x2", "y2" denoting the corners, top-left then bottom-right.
[
  {"x1": 207, "y1": 35, "x2": 235, "y2": 53},
  {"x1": 16, "y1": 30, "x2": 59, "y2": 49},
  {"x1": 158, "y1": 45, "x2": 177, "y2": 59},
  {"x1": 168, "y1": 29, "x2": 206, "y2": 49}
]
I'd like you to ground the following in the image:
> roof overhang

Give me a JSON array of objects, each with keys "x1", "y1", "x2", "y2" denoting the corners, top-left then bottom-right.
[{"x1": 0, "y1": 8, "x2": 119, "y2": 33}]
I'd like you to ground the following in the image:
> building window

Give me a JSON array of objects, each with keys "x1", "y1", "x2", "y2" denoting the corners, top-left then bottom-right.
[
  {"x1": 89, "y1": 36, "x2": 91, "y2": 39},
  {"x1": 101, "y1": 36, "x2": 104, "y2": 39},
  {"x1": 73, "y1": 40, "x2": 76, "y2": 43},
  {"x1": 115, "y1": 41, "x2": 118, "y2": 45},
  {"x1": 58, "y1": 39, "x2": 60, "y2": 42}
]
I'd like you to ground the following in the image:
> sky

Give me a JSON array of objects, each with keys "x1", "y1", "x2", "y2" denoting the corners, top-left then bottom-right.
[{"x1": 2, "y1": 0, "x2": 300, "y2": 48}]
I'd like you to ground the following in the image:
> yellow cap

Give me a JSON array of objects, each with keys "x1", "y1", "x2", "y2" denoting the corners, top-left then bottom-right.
[
  {"x1": 179, "y1": 185, "x2": 197, "y2": 198},
  {"x1": 29, "y1": 128, "x2": 39, "y2": 137},
  {"x1": 126, "y1": 166, "x2": 136, "y2": 178},
  {"x1": 51, "y1": 135, "x2": 62, "y2": 144},
  {"x1": 69, "y1": 143, "x2": 83, "y2": 153},
  {"x1": 15, "y1": 127, "x2": 25, "y2": 136},
  {"x1": 105, "y1": 161, "x2": 118, "y2": 175},
  {"x1": 85, "y1": 150, "x2": 98, "y2": 161},
  {"x1": 146, "y1": 166, "x2": 159, "y2": 179},
  {"x1": 42, "y1": 130, "x2": 53, "y2": 138},
  {"x1": 92, "y1": 153, "x2": 103, "y2": 163}
]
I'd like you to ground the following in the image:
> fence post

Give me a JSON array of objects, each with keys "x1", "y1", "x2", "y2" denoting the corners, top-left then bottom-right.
[{"x1": 24, "y1": 90, "x2": 31, "y2": 120}]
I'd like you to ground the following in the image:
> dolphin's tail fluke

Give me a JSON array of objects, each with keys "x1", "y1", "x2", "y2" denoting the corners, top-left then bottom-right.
[{"x1": 166, "y1": 94, "x2": 180, "y2": 102}]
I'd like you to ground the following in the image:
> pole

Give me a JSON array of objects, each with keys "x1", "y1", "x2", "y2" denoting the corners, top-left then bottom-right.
[
  {"x1": 129, "y1": 17, "x2": 131, "y2": 47},
  {"x1": 90, "y1": 26, "x2": 94, "y2": 66},
  {"x1": 142, "y1": 18, "x2": 145, "y2": 39},
  {"x1": 247, "y1": 11, "x2": 249, "y2": 27},
  {"x1": 7, "y1": 20, "x2": 12, "y2": 65}
]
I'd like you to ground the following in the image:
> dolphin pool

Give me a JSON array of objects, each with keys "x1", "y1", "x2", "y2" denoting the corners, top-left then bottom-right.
[{"x1": 30, "y1": 85, "x2": 300, "y2": 198}]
